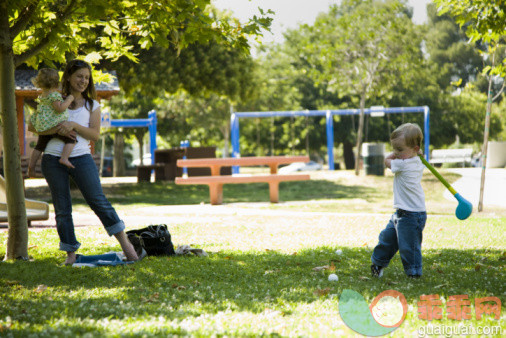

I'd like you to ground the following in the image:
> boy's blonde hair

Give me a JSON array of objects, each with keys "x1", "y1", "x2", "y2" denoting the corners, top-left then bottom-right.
[
  {"x1": 390, "y1": 123, "x2": 423, "y2": 149},
  {"x1": 31, "y1": 68, "x2": 60, "y2": 90}
]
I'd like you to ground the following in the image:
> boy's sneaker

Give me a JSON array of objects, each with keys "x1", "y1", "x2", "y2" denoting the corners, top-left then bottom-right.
[
  {"x1": 407, "y1": 275, "x2": 421, "y2": 279},
  {"x1": 371, "y1": 264, "x2": 384, "y2": 278}
]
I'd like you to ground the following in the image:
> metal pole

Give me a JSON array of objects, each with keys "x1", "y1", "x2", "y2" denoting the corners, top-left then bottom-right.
[
  {"x1": 180, "y1": 140, "x2": 189, "y2": 178},
  {"x1": 148, "y1": 110, "x2": 157, "y2": 164},
  {"x1": 230, "y1": 113, "x2": 240, "y2": 174},
  {"x1": 326, "y1": 110, "x2": 334, "y2": 170}
]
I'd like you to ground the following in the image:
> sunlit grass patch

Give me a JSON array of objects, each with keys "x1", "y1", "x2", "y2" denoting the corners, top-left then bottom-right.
[{"x1": 2, "y1": 170, "x2": 504, "y2": 336}]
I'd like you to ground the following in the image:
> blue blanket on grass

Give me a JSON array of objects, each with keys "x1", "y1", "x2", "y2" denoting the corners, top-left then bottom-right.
[{"x1": 73, "y1": 252, "x2": 133, "y2": 267}]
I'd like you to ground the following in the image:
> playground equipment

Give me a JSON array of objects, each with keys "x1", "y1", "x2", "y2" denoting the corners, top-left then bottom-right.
[
  {"x1": 230, "y1": 106, "x2": 430, "y2": 173},
  {"x1": 0, "y1": 175, "x2": 49, "y2": 226},
  {"x1": 101, "y1": 110, "x2": 157, "y2": 172},
  {"x1": 180, "y1": 140, "x2": 190, "y2": 178}
]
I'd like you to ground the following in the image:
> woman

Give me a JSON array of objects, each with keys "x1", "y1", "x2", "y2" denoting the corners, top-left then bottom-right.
[{"x1": 30, "y1": 59, "x2": 139, "y2": 265}]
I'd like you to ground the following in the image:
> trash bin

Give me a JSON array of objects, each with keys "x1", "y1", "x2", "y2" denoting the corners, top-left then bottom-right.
[
  {"x1": 362, "y1": 143, "x2": 385, "y2": 176},
  {"x1": 154, "y1": 148, "x2": 184, "y2": 181}
]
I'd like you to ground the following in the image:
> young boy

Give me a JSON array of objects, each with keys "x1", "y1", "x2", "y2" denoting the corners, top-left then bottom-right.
[{"x1": 371, "y1": 123, "x2": 427, "y2": 278}]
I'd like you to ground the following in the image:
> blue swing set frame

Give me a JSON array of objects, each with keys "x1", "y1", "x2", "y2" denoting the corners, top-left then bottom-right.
[{"x1": 230, "y1": 106, "x2": 430, "y2": 173}]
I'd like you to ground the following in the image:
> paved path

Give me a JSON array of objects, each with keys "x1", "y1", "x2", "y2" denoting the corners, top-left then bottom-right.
[
  {"x1": 443, "y1": 168, "x2": 506, "y2": 207},
  {"x1": 13, "y1": 169, "x2": 504, "y2": 231}
]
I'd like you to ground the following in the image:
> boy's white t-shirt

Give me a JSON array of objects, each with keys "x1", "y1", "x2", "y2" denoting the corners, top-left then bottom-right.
[
  {"x1": 44, "y1": 100, "x2": 99, "y2": 158},
  {"x1": 390, "y1": 156, "x2": 426, "y2": 212}
]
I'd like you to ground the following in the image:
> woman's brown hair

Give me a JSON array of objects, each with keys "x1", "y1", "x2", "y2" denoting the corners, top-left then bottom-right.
[{"x1": 61, "y1": 60, "x2": 96, "y2": 112}]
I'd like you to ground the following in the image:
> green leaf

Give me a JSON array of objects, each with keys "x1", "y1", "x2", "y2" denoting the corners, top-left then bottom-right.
[{"x1": 84, "y1": 52, "x2": 103, "y2": 65}]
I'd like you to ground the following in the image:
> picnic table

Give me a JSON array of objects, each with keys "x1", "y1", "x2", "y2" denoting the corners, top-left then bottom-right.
[{"x1": 175, "y1": 156, "x2": 311, "y2": 205}]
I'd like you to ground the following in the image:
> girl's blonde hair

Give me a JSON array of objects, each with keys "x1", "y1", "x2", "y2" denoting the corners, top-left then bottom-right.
[
  {"x1": 390, "y1": 123, "x2": 423, "y2": 149},
  {"x1": 31, "y1": 68, "x2": 60, "y2": 90}
]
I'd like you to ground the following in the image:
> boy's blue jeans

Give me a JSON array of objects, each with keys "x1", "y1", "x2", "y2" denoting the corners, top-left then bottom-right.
[
  {"x1": 371, "y1": 209, "x2": 427, "y2": 276},
  {"x1": 42, "y1": 154, "x2": 125, "y2": 252}
]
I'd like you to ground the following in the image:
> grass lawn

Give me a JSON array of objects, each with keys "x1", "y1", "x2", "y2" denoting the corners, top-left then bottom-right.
[{"x1": 1, "y1": 170, "x2": 504, "y2": 337}]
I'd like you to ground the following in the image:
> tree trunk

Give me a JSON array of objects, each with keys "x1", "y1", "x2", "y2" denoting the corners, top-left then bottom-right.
[
  {"x1": 354, "y1": 93, "x2": 366, "y2": 176},
  {"x1": 113, "y1": 133, "x2": 125, "y2": 177},
  {"x1": 0, "y1": 5, "x2": 29, "y2": 260},
  {"x1": 478, "y1": 79, "x2": 493, "y2": 212},
  {"x1": 223, "y1": 103, "x2": 233, "y2": 157},
  {"x1": 99, "y1": 134, "x2": 106, "y2": 177},
  {"x1": 221, "y1": 121, "x2": 230, "y2": 157},
  {"x1": 135, "y1": 133, "x2": 145, "y2": 165},
  {"x1": 343, "y1": 141, "x2": 355, "y2": 170}
]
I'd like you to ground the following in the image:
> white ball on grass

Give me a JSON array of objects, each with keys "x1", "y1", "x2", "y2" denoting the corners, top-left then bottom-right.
[
  {"x1": 335, "y1": 249, "x2": 343, "y2": 255},
  {"x1": 328, "y1": 273, "x2": 339, "y2": 282}
]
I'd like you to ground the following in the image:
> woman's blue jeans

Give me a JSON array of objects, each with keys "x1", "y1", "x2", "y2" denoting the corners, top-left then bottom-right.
[
  {"x1": 42, "y1": 154, "x2": 125, "y2": 252},
  {"x1": 371, "y1": 209, "x2": 427, "y2": 276}
]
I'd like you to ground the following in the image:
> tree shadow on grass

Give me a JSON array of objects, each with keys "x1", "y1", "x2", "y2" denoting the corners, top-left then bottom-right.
[
  {"x1": 0, "y1": 246, "x2": 503, "y2": 336},
  {"x1": 26, "y1": 179, "x2": 382, "y2": 207}
]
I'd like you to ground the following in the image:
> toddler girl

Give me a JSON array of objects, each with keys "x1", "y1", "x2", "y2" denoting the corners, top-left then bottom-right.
[{"x1": 28, "y1": 68, "x2": 75, "y2": 177}]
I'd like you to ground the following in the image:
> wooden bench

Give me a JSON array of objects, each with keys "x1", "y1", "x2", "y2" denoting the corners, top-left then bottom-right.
[
  {"x1": 175, "y1": 156, "x2": 311, "y2": 205},
  {"x1": 429, "y1": 148, "x2": 473, "y2": 167},
  {"x1": 136, "y1": 163, "x2": 170, "y2": 182}
]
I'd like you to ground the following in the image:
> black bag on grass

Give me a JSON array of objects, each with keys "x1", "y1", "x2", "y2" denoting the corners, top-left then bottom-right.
[{"x1": 126, "y1": 224, "x2": 175, "y2": 256}]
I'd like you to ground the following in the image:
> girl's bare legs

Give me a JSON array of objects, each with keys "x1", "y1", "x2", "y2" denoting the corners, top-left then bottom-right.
[
  {"x1": 59, "y1": 143, "x2": 75, "y2": 169},
  {"x1": 64, "y1": 251, "x2": 77, "y2": 265},
  {"x1": 114, "y1": 231, "x2": 139, "y2": 261},
  {"x1": 28, "y1": 149, "x2": 42, "y2": 177}
]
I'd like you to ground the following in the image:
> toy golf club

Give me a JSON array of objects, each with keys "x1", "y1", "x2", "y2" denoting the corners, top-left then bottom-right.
[{"x1": 419, "y1": 155, "x2": 473, "y2": 220}]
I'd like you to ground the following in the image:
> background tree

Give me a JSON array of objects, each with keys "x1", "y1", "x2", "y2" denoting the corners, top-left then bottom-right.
[
  {"x1": 447, "y1": 86, "x2": 502, "y2": 144},
  {"x1": 422, "y1": 3, "x2": 500, "y2": 147},
  {"x1": 1, "y1": 0, "x2": 271, "y2": 260},
  {"x1": 435, "y1": 0, "x2": 506, "y2": 212},
  {"x1": 248, "y1": 33, "x2": 355, "y2": 164},
  {"x1": 236, "y1": 0, "x2": 446, "y2": 165},
  {"x1": 299, "y1": 0, "x2": 422, "y2": 174},
  {"x1": 425, "y1": 4, "x2": 484, "y2": 90},
  {"x1": 101, "y1": 10, "x2": 260, "y2": 162}
]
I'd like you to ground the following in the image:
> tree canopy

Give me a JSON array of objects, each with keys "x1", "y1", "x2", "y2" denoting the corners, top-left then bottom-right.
[
  {"x1": 435, "y1": 0, "x2": 505, "y2": 212},
  {"x1": 1, "y1": 0, "x2": 272, "y2": 260}
]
